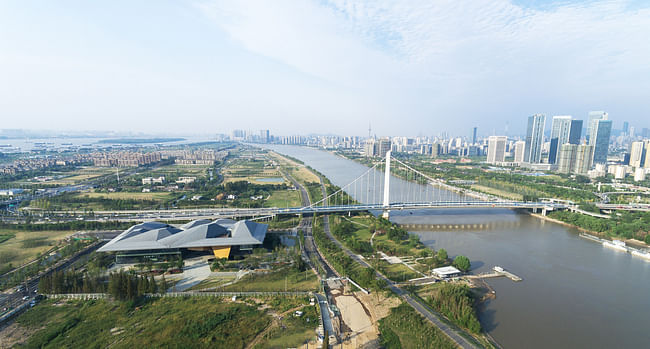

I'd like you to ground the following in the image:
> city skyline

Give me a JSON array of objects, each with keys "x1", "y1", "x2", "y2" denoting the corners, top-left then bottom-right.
[{"x1": 1, "y1": 1, "x2": 650, "y2": 136}]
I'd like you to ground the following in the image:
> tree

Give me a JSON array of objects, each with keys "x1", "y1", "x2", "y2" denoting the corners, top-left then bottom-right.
[
  {"x1": 453, "y1": 255, "x2": 471, "y2": 272},
  {"x1": 437, "y1": 248, "x2": 448, "y2": 261}
]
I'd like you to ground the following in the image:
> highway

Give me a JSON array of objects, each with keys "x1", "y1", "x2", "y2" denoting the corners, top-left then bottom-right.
[{"x1": 0, "y1": 240, "x2": 104, "y2": 324}]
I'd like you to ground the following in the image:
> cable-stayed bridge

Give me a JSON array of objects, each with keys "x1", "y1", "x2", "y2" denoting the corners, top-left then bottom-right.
[{"x1": 281, "y1": 151, "x2": 565, "y2": 218}]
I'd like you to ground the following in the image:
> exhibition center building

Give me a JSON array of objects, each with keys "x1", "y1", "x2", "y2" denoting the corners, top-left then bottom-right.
[{"x1": 98, "y1": 219, "x2": 268, "y2": 263}]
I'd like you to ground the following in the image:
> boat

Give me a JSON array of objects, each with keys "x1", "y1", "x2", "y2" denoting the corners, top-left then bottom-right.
[
  {"x1": 603, "y1": 239, "x2": 628, "y2": 252},
  {"x1": 631, "y1": 249, "x2": 650, "y2": 261}
]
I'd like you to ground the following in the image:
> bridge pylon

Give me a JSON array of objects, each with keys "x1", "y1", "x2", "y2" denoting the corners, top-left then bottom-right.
[{"x1": 382, "y1": 151, "x2": 391, "y2": 219}]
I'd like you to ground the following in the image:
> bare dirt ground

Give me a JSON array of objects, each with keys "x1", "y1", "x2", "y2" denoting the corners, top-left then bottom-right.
[
  {"x1": 332, "y1": 288, "x2": 401, "y2": 349},
  {"x1": 0, "y1": 322, "x2": 39, "y2": 348}
]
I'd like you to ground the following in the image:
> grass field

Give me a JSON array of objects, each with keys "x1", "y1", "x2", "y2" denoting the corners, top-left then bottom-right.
[
  {"x1": 0, "y1": 234, "x2": 14, "y2": 244},
  {"x1": 74, "y1": 191, "x2": 173, "y2": 201},
  {"x1": 222, "y1": 267, "x2": 318, "y2": 292},
  {"x1": 253, "y1": 304, "x2": 319, "y2": 349},
  {"x1": 13, "y1": 298, "x2": 270, "y2": 349},
  {"x1": 264, "y1": 190, "x2": 302, "y2": 208},
  {"x1": 0, "y1": 230, "x2": 73, "y2": 270},
  {"x1": 470, "y1": 184, "x2": 523, "y2": 200},
  {"x1": 268, "y1": 152, "x2": 320, "y2": 184},
  {"x1": 188, "y1": 275, "x2": 237, "y2": 290}
]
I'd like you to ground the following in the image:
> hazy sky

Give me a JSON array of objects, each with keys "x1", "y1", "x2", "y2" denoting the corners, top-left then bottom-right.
[{"x1": 1, "y1": 1, "x2": 649, "y2": 137}]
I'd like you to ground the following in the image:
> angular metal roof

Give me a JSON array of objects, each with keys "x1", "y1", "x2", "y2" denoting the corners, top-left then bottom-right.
[{"x1": 98, "y1": 219, "x2": 268, "y2": 252}]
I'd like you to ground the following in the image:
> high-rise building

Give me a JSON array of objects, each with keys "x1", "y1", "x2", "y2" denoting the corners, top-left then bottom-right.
[
  {"x1": 644, "y1": 141, "x2": 650, "y2": 169},
  {"x1": 514, "y1": 141, "x2": 526, "y2": 163},
  {"x1": 524, "y1": 114, "x2": 546, "y2": 163},
  {"x1": 590, "y1": 119, "x2": 612, "y2": 164},
  {"x1": 549, "y1": 116, "x2": 572, "y2": 164},
  {"x1": 575, "y1": 144, "x2": 595, "y2": 174},
  {"x1": 557, "y1": 144, "x2": 578, "y2": 174},
  {"x1": 259, "y1": 130, "x2": 270, "y2": 143},
  {"x1": 629, "y1": 141, "x2": 645, "y2": 167},
  {"x1": 568, "y1": 119, "x2": 583, "y2": 145},
  {"x1": 623, "y1": 121, "x2": 629, "y2": 135},
  {"x1": 377, "y1": 137, "x2": 392, "y2": 158},
  {"x1": 365, "y1": 139, "x2": 377, "y2": 157},
  {"x1": 472, "y1": 127, "x2": 477, "y2": 145},
  {"x1": 586, "y1": 111, "x2": 608, "y2": 142},
  {"x1": 487, "y1": 136, "x2": 507, "y2": 164}
]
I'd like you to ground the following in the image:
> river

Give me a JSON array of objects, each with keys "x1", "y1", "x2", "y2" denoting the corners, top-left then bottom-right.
[{"x1": 261, "y1": 144, "x2": 650, "y2": 349}]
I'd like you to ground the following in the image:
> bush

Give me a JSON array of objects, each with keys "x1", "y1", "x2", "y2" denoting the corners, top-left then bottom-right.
[{"x1": 428, "y1": 284, "x2": 481, "y2": 334}]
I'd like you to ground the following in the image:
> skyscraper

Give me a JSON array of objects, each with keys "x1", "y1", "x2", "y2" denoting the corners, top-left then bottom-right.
[
  {"x1": 259, "y1": 129, "x2": 270, "y2": 143},
  {"x1": 472, "y1": 127, "x2": 477, "y2": 145},
  {"x1": 575, "y1": 145, "x2": 595, "y2": 175},
  {"x1": 557, "y1": 144, "x2": 578, "y2": 174},
  {"x1": 524, "y1": 114, "x2": 546, "y2": 163},
  {"x1": 629, "y1": 141, "x2": 645, "y2": 167},
  {"x1": 514, "y1": 141, "x2": 526, "y2": 163},
  {"x1": 586, "y1": 111, "x2": 608, "y2": 142},
  {"x1": 623, "y1": 121, "x2": 629, "y2": 135},
  {"x1": 568, "y1": 119, "x2": 583, "y2": 145},
  {"x1": 549, "y1": 116, "x2": 572, "y2": 164},
  {"x1": 590, "y1": 119, "x2": 612, "y2": 164},
  {"x1": 487, "y1": 136, "x2": 507, "y2": 164},
  {"x1": 377, "y1": 137, "x2": 392, "y2": 157}
]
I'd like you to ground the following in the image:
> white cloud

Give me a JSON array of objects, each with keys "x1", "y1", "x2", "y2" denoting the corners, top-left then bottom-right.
[{"x1": 196, "y1": 0, "x2": 650, "y2": 134}]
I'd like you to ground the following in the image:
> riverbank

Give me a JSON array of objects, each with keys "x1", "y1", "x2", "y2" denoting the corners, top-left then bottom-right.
[{"x1": 528, "y1": 212, "x2": 649, "y2": 249}]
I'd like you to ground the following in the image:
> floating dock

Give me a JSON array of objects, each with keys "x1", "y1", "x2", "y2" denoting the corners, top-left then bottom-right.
[
  {"x1": 492, "y1": 266, "x2": 522, "y2": 281},
  {"x1": 466, "y1": 266, "x2": 522, "y2": 282}
]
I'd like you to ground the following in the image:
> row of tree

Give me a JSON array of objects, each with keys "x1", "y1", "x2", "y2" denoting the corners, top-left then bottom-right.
[
  {"x1": 107, "y1": 271, "x2": 167, "y2": 301},
  {"x1": 38, "y1": 269, "x2": 106, "y2": 294}
]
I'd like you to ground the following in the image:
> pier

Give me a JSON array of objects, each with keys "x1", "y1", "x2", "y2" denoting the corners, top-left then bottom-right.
[{"x1": 466, "y1": 266, "x2": 522, "y2": 282}]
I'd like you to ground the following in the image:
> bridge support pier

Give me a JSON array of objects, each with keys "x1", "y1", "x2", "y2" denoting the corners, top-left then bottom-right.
[
  {"x1": 382, "y1": 209, "x2": 390, "y2": 219},
  {"x1": 542, "y1": 208, "x2": 547, "y2": 216}
]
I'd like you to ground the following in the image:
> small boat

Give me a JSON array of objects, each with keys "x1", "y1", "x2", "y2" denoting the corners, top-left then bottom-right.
[
  {"x1": 631, "y1": 249, "x2": 650, "y2": 260},
  {"x1": 603, "y1": 239, "x2": 628, "y2": 252}
]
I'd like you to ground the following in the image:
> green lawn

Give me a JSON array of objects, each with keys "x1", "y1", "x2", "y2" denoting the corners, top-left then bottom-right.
[
  {"x1": 376, "y1": 261, "x2": 420, "y2": 282},
  {"x1": 0, "y1": 230, "x2": 73, "y2": 271},
  {"x1": 222, "y1": 267, "x2": 318, "y2": 292},
  {"x1": 15, "y1": 298, "x2": 270, "y2": 349},
  {"x1": 264, "y1": 190, "x2": 302, "y2": 208}
]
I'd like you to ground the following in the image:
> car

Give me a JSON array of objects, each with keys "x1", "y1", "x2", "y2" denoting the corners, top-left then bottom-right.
[{"x1": 22, "y1": 296, "x2": 29, "y2": 301}]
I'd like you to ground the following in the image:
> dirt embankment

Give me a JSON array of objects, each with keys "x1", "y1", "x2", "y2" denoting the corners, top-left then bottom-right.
[{"x1": 331, "y1": 287, "x2": 401, "y2": 349}]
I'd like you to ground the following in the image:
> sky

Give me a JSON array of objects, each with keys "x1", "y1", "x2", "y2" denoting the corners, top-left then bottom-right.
[{"x1": 1, "y1": 0, "x2": 649, "y2": 138}]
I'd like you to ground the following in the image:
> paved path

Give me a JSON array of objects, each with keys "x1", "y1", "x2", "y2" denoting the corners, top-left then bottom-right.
[{"x1": 171, "y1": 258, "x2": 212, "y2": 292}]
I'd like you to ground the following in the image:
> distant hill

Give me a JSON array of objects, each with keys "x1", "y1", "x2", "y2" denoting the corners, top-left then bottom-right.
[{"x1": 98, "y1": 137, "x2": 185, "y2": 144}]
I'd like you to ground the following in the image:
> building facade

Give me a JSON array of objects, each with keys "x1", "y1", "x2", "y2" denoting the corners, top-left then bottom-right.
[
  {"x1": 549, "y1": 116, "x2": 572, "y2": 164},
  {"x1": 487, "y1": 136, "x2": 507, "y2": 164},
  {"x1": 524, "y1": 114, "x2": 546, "y2": 163},
  {"x1": 590, "y1": 119, "x2": 612, "y2": 164}
]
